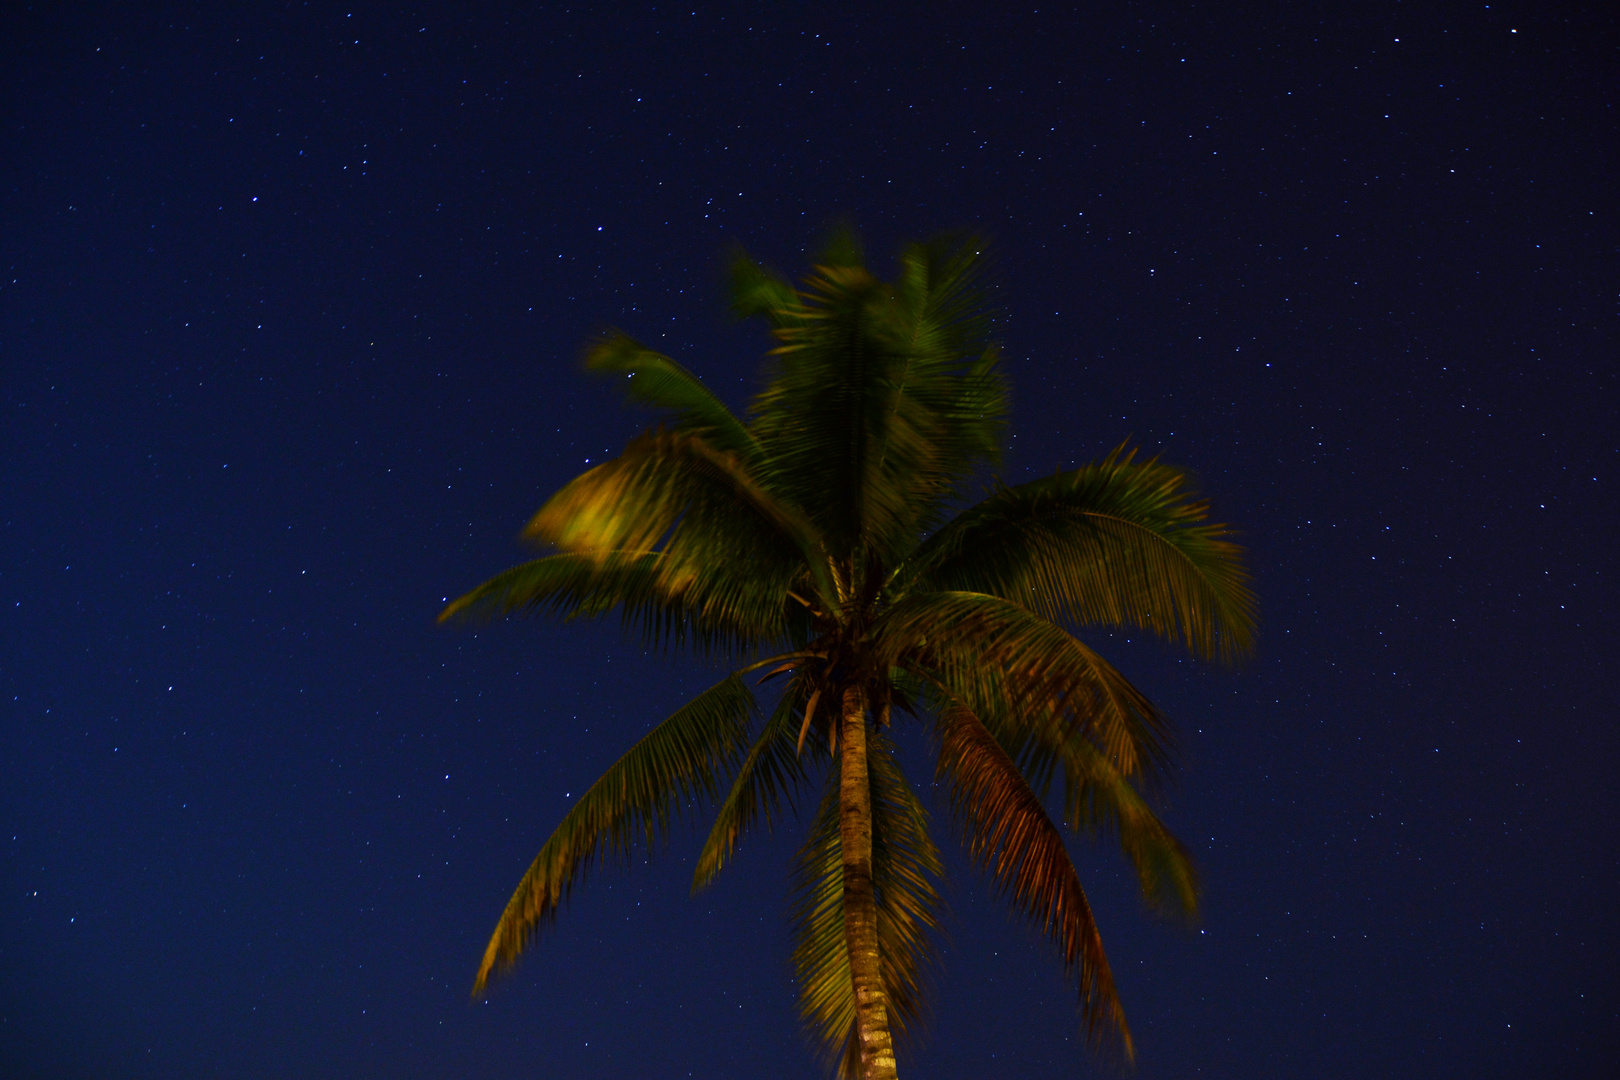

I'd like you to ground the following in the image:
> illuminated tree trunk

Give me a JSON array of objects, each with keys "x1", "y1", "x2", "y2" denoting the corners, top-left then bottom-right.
[{"x1": 839, "y1": 683, "x2": 899, "y2": 1080}]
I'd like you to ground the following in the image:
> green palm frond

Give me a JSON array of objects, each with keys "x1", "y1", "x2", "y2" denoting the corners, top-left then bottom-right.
[
  {"x1": 907, "y1": 445, "x2": 1255, "y2": 660},
  {"x1": 883, "y1": 237, "x2": 1008, "y2": 502},
  {"x1": 933, "y1": 704, "x2": 1132, "y2": 1060},
  {"x1": 438, "y1": 551, "x2": 665, "y2": 624},
  {"x1": 472, "y1": 674, "x2": 756, "y2": 994},
  {"x1": 790, "y1": 733, "x2": 945, "y2": 1077},
  {"x1": 729, "y1": 251, "x2": 805, "y2": 330},
  {"x1": 747, "y1": 258, "x2": 885, "y2": 562},
  {"x1": 814, "y1": 221, "x2": 866, "y2": 269},
  {"x1": 1060, "y1": 739, "x2": 1198, "y2": 919},
  {"x1": 692, "y1": 677, "x2": 821, "y2": 890},
  {"x1": 743, "y1": 234, "x2": 1008, "y2": 568},
  {"x1": 875, "y1": 589, "x2": 1173, "y2": 784},
  {"x1": 436, "y1": 550, "x2": 787, "y2": 651},
  {"x1": 583, "y1": 332, "x2": 761, "y2": 463}
]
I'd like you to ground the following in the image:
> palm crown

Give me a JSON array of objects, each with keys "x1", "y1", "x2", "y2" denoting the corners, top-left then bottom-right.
[{"x1": 441, "y1": 231, "x2": 1254, "y2": 1079}]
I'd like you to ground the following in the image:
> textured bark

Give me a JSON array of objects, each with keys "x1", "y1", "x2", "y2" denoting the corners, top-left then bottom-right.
[{"x1": 839, "y1": 684, "x2": 900, "y2": 1080}]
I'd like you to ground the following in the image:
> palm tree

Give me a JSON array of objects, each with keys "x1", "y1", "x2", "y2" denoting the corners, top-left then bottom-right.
[{"x1": 440, "y1": 230, "x2": 1254, "y2": 1079}]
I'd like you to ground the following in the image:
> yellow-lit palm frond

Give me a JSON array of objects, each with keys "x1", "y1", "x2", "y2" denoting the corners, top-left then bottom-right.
[{"x1": 524, "y1": 426, "x2": 837, "y2": 615}]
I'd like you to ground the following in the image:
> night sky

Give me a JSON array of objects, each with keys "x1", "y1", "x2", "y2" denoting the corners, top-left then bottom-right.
[{"x1": 3, "y1": 3, "x2": 1616, "y2": 1077}]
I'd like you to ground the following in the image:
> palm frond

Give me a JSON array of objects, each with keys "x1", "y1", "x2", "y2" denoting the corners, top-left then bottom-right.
[
  {"x1": 472, "y1": 674, "x2": 755, "y2": 994},
  {"x1": 436, "y1": 550, "x2": 788, "y2": 652},
  {"x1": 814, "y1": 220, "x2": 866, "y2": 269},
  {"x1": 583, "y1": 332, "x2": 761, "y2": 463},
  {"x1": 692, "y1": 677, "x2": 821, "y2": 890},
  {"x1": 875, "y1": 589, "x2": 1174, "y2": 785},
  {"x1": 730, "y1": 250, "x2": 806, "y2": 330},
  {"x1": 973, "y1": 695, "x2": 1199, "y2": 919},
  {"x1": 933, "y1": 703, "x2": 1132, "y2": 1059},
  {"x1": 439, "y1": 551, "x2": 664, "y2": 624},
  {"x1": 526, "y1": 427, "x2": 838, "y2": 615},
  {"x1": 744, "y1": 236, "x2": 1008, "y2": 569},
  {"x1": 1060, "y1": 739, "x2": 1198, "y2": 919},
  {"x1": 790, "y1": 733, "x2": 945, "y2": 1077},
  {"x1": 906, "y1": 445, "x2": 1255, "y2": 661},
  {"x1": 884, "y1": 236, "x2": 1008, "y2": 495}
]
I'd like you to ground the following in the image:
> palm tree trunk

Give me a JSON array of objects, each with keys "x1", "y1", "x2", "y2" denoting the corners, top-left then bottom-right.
[{"x1": 839, "y1": 683, "x2": 899, "y2": 1080}]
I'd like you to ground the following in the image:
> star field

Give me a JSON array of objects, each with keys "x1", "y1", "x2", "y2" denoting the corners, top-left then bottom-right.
[{"x1": 2, "y1": 3, "x2": 1615, "y2": 1078}]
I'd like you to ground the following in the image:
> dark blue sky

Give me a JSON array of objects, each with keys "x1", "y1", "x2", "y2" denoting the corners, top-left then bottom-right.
[{"x1": 3, "y1": 3, "x2": 1615, "y2": 1077}]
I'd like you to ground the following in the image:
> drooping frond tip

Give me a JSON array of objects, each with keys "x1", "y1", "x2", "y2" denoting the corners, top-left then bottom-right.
[
  {"x1": 934, "y1": 704, "x2": 1134, "y2": 1060},
  {"x1": 582, "y1": 332, "x2": 760, "y2": 462},
  {"x1": 691, "y1": 674, "x2": 819, "y2": 891},
  {"x1": 471, "y1": 674, "x2": 756, "y2": 996}
]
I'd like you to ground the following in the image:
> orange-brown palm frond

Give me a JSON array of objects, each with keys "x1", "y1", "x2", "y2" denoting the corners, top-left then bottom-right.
[{"x1": 934, "y1": 703, "x2": 1133, "y2": 1060}]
